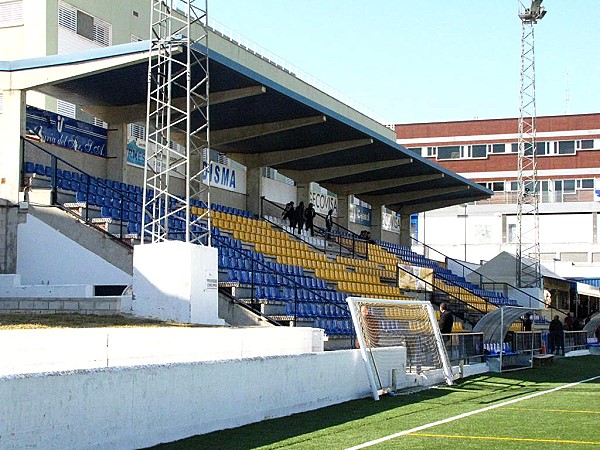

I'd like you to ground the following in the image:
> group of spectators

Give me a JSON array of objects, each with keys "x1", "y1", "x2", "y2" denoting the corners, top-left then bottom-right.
[
  {"x1": 282, "y1": 201, "x2": 335, "y2": 238},
  {"x1": 281, "y1": 201, "x2": 315, "y2": 237}
]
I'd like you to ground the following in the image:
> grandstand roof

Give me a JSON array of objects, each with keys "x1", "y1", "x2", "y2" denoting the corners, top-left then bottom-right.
[{"x1": 0, "y1": 34, "x2": 491, "y2": 214}]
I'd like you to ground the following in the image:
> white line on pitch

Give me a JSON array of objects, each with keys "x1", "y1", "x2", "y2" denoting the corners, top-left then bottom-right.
[{"x1": 346, "y1": 375, "x2": 600, "y2": 450}]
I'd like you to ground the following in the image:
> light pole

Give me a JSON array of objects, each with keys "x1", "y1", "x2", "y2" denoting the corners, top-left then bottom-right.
[{"x1": 462, "y1": 203, "x2": 467, "y2": 261}]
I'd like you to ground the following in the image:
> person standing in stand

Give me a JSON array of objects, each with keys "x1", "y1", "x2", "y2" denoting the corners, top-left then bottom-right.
[
  {"x1": 294, "y1": 201, "x2": 305, "y2": 235},
  {"x1": 282, "y1": 201, "x2": 295, "y2": 230},
  {"x1": 438, "y1": 303, "x2": 453, "y2": 342},
  {"x1": 523, "y1": 312, "x2": 533, "y2": 332},
  {"x1": 549, "y1": 315, "x2": 564, "y2": 355},
  {"x1": 564, "y1": 312, "x2": 574, "y2": 331},
  {"x1": 325, "y1": 209, "x2": 334, "y2": 240},
  {"x1": 304, "y1": 203, "x2": 316, "y2": 237}
]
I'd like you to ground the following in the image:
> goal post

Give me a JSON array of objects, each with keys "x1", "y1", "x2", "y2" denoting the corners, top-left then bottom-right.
[{"x1": 347, "y1": 297, "x2": 453, "y2": 400}]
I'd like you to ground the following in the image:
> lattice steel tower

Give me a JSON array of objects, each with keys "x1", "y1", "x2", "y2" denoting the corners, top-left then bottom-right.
[
  {"x1": 516, "y1": 0, "x2": 546, "y2": 288},
  {"x1": 143, "y1": 0, "x2": 211, "y2": 245}
]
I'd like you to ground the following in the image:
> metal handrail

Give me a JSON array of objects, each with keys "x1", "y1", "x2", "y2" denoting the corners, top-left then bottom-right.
[
  {"x1": 260, "y1": 196, "x2": 369, "y2": 259},
  {"x1": 410, "y1": 235, "x2": 557, "y2": 311},
  {"x1": 21, "y1": 137, "x2": 141, "y2": 246},
  {"x1": 395, "y1": 264, "x2": 492, "y2": 326}
]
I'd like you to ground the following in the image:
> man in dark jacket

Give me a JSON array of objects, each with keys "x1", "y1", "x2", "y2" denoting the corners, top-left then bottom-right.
[
  {"x1": 549, "y1": 315, "x2": 564, "y2": 355},
  {"x1": 439, "y1": 303, "x2": 453, "y2": 342},
  {"x1": 282, "y1": 201, "x2": 295, "y2": 229},
  {"x1": 294, "y1": 201, "x2": 305, "y2": 234},
  {"x1": 304, "y1": 203, "x2": 316, "y2": 237}
]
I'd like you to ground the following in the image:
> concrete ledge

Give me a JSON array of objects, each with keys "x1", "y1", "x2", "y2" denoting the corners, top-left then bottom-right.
[{"x1": 0, "y1": 297, "x2": 121, "y2": 314}]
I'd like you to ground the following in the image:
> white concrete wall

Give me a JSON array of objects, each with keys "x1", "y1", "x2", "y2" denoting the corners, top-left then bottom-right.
[
  {"x1": 420, "y1": 204, "x2": 600, "y2": 267},
  {"x1": 132, "y1": 242, "x2": 222, "y2": 325},
  {"x1": 0, "y1": 325, "x2": 487, "y2": 449},
  {"x1": 16, "y1": 214, "x2": 131, "y2": 286},
  {"x1": 0, "y1": 350, "x2": 371, "y2": 449},
  {"x1": 0, "y1": 274, "x2": 94, "y2": 297},
  {"x1": 262, "y1": 176, "x2": 297, "y2": 206},
  {"x1": 0, "y1": 327, "x2": 324, "y2": 376}
]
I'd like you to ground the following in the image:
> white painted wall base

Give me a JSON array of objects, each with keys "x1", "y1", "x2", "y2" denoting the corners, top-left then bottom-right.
[
  {"x1": 0, "y1": 327, "x2": 324, "y2": 376},
  {"x1": 132, "y1": 241, "x2": 223, "y2": 325},
  {"x1": 0, "y1": 327, "x2": 489, "y2": 449}
]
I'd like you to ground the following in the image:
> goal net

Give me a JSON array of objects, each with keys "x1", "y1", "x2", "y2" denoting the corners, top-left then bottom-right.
[{"x1": 347, "y1": 297, "x2": 453, "y2": 400}]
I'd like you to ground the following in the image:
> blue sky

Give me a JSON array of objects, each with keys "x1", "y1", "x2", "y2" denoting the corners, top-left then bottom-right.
[{"x1": 210, "y1": 1, "x2": 599, "y2": 125}]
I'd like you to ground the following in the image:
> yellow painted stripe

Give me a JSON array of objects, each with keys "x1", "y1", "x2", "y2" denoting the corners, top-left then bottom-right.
[
  {"x1": 410, "y1": 432, "x2": 600, "y2": 446},
  {"x1": 504, "y1": 407, "x2": 600, "y2": 414}
]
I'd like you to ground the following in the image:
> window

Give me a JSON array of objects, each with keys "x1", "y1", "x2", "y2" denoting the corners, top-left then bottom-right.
[
  {"x1": 0, "y1": 0, "x2": 23, "y2": 28},
  {"x1": 557, "y1": 140, "x2": 575, "y2": 154},
  {"x1": 579, "y1": 179, "x2": 594, "y2": 189},
  {"x1": 406, "y1": 147, "x2": 422, "y2": 155},
  {"x1": 481, "y1": 182, "x2": 505, "y2": 192},
  {"x1": 471, "y1": 144, "x2": 487, "y2": 158},
  {"x1": 437, "y1": 145, "x2": 461, "y2": 159},
  {"x1": 507, "y1": 224, "x2": 517, "y2": 243},
  {"x1": 492, "y1": 143, "x2": 505, "y2": 153},
  {"x1": 491, "y1": 182, "x2": 504, "y2": 192},
  {"x1": 426, "y1": 147, "x2": 436, "y2": 157},
  {"x1": 581, "y1": 139, "x2": 594, "y2": 149},
  {"x1": 57, "y1": 100, "x2": 76, "y2": 119},
  {"x1": 563, "y1": 180, "x2": 576, "y2": 193},
  {"x1": 511, "y1": 143, "x2": 519, "y2": 153},
  {"x1": 92, "y1": 117, "x2": 107, "y2": 129},
  {"x1": 58, "y1": 2, "x2": 112, "y2": 46},
  {"x1": 535, "y1": 141, "x2": 546, "y2": 155},
  {"x1": 128, "y1": 123, "x2": 145, "y2": 140}
]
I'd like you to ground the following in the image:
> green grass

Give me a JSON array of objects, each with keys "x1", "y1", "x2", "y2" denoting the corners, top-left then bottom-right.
[{"x1": 151, "y1": 355, "x2": 600, "y2": 449}]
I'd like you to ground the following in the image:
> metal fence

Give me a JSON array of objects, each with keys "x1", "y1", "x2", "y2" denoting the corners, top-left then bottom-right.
[{"x1": 443, "y1": 332, "x2": 484, "y2": 364}]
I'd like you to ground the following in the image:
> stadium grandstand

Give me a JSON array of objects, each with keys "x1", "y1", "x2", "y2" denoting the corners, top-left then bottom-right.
[{"x1": 0, "y1": 1, "x2": 598, "y2": 447}]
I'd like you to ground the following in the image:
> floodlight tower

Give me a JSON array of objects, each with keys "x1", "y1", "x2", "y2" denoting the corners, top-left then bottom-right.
[
  {"x1": 143, "y1": 0, "x2": 211, "y2": 245},
  {"x1": 516, "y1": 0, "x2": 546, "y2": 288}
]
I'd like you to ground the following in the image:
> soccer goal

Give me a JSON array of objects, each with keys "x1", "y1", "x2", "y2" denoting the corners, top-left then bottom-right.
[{"x1": 347, "y1": 297, "x2": 453, "y2": 400}]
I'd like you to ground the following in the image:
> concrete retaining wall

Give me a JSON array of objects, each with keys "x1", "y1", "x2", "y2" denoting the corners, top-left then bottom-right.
[
  {"x1": 0, "y1": 295, "x2": 121, "y2": 315},
  {"x1": 0, "y1": 350, "x2": 371, "y2": 449},
  {"x1": 0, "y1": 327, "x2": 487, "y2": 449},
  {"x1": 0, "y1": 327, "x2": 324, "y2": 375}
]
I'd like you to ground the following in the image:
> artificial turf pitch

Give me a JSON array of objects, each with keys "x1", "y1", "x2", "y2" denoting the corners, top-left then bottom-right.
[{"x1": 152, "y1": 355, "x2": 599, "y2": 449}]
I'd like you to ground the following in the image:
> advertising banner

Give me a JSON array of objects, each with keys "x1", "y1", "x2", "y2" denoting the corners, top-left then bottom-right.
[
  {"x1": 349, "y1": 203, "x2": 371, "y2": 226},
  {"x1": 26, "y1": 106, "x2": 107, "y2": 157},
  {"x1": 309, "y1": 190, "x2": 338, "y2": 215}
]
